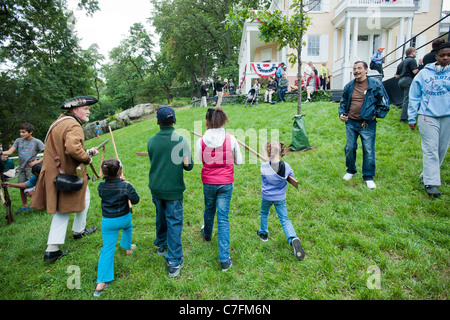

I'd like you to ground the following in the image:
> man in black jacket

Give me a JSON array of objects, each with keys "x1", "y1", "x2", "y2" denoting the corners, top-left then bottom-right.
[
  {"x1": 214, "y1": 76, "x2": 227, "y2": 108},
  {"x1": 395, "y1": 47, "x2": 419, "y2": 122},
  {"x1": 264, "y1": 76, "x2": 278, "y2": 104}
]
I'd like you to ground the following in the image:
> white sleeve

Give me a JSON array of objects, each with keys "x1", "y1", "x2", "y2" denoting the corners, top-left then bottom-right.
[
  {"x1": 196, "y1": 138, "x2": 203, "y2": 162},
  {"x1": 230, "y1": 135, "x2": 243, "y2": 166}
]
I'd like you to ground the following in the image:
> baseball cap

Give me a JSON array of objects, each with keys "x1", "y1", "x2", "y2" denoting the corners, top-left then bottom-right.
[
  {"x1": 377, "y1": 47, "x2": 384, "y2": 51},
  {"x1": 156, "y1": 105, "x2": 176, "y2": 124},
  {"x1": 60, "y1": 96, "x2": 98, "y2": 109}
]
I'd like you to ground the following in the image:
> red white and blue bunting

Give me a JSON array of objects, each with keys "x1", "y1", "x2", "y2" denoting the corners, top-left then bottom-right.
[
  {"x1": 239, "y1": 64, "x2": 247, "y2": 89},
  {"x1": 251, "y1": 63, "x2": 277, "y2": 78}
]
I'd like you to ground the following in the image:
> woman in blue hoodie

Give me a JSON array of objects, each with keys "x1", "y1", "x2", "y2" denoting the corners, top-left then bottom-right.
[
  {"x1": 257, "y1": 141, "x2": 305, "y2": 261},
  {"x1": 408, "y1": 42, "x2": 450, "y2": 197}
]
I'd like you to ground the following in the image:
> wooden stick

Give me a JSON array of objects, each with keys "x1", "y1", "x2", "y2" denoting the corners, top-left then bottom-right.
[
  {"x1": 191, "y1": 131, "x2": 298, "y2": 189},
  {"x1": 109, "y1": 126, "x2": 133, "y2": 212}
]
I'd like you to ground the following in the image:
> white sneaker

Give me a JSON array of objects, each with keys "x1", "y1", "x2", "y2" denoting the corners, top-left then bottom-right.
[
  {"x1": 366, "y1": 180, "x2": 376, "y2": 189},
  {"x1": 343, "y1": 173, "x2": 354, "y2": 181}
]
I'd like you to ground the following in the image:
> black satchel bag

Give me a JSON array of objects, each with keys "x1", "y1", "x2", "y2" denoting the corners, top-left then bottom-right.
[
  {"x1": 54, "y1": 173, "x2": 83, "y2": 192},
  {"x1": 46, "y1": 117, "x2": 84, "y2": 192}
]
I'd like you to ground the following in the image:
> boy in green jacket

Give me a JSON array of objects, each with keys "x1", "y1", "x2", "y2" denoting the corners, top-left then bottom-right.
[{"x1": 147, "y1": 106, "x2": 194, "y2": 277}]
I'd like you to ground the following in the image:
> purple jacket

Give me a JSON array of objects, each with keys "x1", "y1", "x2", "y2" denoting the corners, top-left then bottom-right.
[{"x1": 261, "y1": 161, "x2": 294, "y2": 201}]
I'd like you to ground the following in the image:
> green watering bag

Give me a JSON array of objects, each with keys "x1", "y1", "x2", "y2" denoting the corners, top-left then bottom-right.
[{"x1": 289, "y1": 115, "x2": 312, "y2": 151}]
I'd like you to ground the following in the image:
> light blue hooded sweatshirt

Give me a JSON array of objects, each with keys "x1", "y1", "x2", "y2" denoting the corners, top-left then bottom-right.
[
  {"x1": 261, "y1": 161, "x2": 294, "y2": 201},
  {"x1": 408, "y1": 62, "x2": 450, "y2": 124}
]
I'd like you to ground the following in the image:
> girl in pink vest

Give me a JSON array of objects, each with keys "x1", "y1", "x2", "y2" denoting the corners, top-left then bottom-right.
[{"x1": 196, "y1": 108, "x2": 242, "y2": 271}]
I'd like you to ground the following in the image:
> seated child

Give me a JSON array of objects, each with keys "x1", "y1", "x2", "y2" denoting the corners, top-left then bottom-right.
[
  {"x1": 257, "y1": 141, "x2": 306, "y2": 261},
  {"x1": 2, "y1": 162, "x2": 42, "y2": 203},
  {"x1": 1, "y1": 155, "x2": 16, "y2": 179}
]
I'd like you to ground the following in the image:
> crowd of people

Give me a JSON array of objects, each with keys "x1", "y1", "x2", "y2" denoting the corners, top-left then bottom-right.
[{"x1": 0, "y1": 41, "x2": 448, "y2": 297}]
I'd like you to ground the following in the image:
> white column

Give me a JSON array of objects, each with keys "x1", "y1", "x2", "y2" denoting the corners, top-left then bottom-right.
[
  {"x1": 352, "y1": 17, "x2": 359, "y2": 60},
  {"x1": 344, "y1": 16, "x2": 351, "y2": 63},
  {"x1": 387, "y1": 28, "x2": 393, "y2": 63},
  {"x1": 246, "y1": 29, "x2": 251, "y2": 93},
  {"x1": 397, "y1": 17, "x2": 405, "y2": 59},
  {"x1": 406, "y1": 17, "x2": 413, "y2": 46},
  {"x1": 333, "y1": 28, "x2": 338, "y2": 63}
]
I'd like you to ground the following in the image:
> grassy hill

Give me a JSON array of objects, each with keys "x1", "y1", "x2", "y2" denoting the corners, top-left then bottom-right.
[{"x1": 0, "y1": 101, "x2": 448, "y2": 300}]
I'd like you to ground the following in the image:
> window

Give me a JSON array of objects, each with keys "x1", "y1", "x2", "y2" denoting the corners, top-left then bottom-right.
[
  {"x1": 309, "y1": 0, "x2": 322, "y2": 12},
  {"x1": 308, "y1": 35, "x2": 320, "y2": 56},
  {"x1": 260, "y1": 48, "x2": 272, "y2": 62}
]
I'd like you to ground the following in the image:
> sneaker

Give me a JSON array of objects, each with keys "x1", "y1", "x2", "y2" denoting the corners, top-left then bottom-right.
[
  {"x1": 166, "y1": 258, "x2": 184, "y2": 278},
  {"x1": 291, "y1": 237, "x2": 305, "y2": 261},
  {"x1": 157, "y1": 245, "x2": 167, "y2": 256},
  {"x1": 73, "y1": 226, "x2": 97, "y2": 239},
  {"x1": 343, "y1": 173, "x2": 354, "y2": 181},
  {"x1": 425, "y1": 185, "x2": 441, "y2": 197},
  {"x1": 305, "y1": 99, "x2": 310, "y2": 103},
  {"x1": 256, "y1": 230, "x2": 268, "y2": 242},
  {"x1": 201, "y1": 225, "x2": 211, "y2": 242},
  {"x1": 15, "y1": 206, "x2": 31, "y2": 214},
  {"x1": 221, "y1": 258, "x2": 232, "y2": 272},
  {"x1": 366, "y1": 180, "x2": 376, "y2": 189}
]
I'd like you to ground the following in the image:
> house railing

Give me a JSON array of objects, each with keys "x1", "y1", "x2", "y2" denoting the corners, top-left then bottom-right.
[{"x1": 383, "y1": 12, "x2": 450, "y2": 70}]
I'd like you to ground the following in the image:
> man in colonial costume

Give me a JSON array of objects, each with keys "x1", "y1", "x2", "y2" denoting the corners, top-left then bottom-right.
[{"x1": 31, "y1": 96, "x2": 100, "y2": 262}]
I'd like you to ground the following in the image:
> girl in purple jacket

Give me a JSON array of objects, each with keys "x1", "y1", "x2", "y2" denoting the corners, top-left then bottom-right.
[{"x1": 257, "y1": 141, "x2": 305, "y2": 261}]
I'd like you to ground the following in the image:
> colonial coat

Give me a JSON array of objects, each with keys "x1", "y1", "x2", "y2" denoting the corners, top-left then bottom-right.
[{"x1": 31, "y1": 112, "x2": 91, "y2": 214}]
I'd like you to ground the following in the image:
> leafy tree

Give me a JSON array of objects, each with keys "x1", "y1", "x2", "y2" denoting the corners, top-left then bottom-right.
[
  {"x1": 227, "y1": 0, "x2": 311, "y2": 114},
  {"x1": 0, "y1": 0, "x2": 100, "y2": 145},
  {"x1": 101, "y1": 23, "x2": 155, "y2": 109},
  {"x1": 226, "y1": 0, "x2": 312, "y2": 150},
  {"x1": 150, "y1": 0, "x2": 264, "y2": 96}
]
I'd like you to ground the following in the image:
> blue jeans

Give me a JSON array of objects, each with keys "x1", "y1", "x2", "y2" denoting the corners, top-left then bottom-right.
[
  {"x1": 202, "y1": 183, "x2": 233, "y2": 262},
  {"x1": 278, "y1": 88, "x2": 287, "y2": 101},
  {"x1": 97, "y1": 213, "x2": 133, "y2": 284},
  {"x1": 345, "y1": 119, "x2": 377, "y2": 181},
  {"x1": 152, "y1": 198, "x2": 184, "y2": 266},
  {"x1": 258, "y1": 199, "x2": 297, "y2": 245}
]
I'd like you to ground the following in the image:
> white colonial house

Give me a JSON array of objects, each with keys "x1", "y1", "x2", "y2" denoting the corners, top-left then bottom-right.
[{"x1": 237, "y1": 0, "x2": 447, "y2": 93}]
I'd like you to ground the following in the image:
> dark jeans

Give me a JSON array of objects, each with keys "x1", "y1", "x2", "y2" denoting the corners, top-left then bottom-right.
[
  {"x1": 153, "y1": 198, "x2": 184, "y2": 266},
  {"x1": 398, "y1": 76, "x2": 413, "y2": 121},
  {"x1": 345, "y1": 119, "x2": 377, "y2": 181},
  {"x1": 278, "y1": 88, "x2": 287, "y2": 101}
]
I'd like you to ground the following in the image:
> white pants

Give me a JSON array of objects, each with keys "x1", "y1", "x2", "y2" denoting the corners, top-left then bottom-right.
[
  {"x1": 216, "y1": 91, "x2": 223, "y2": 108},
  {"x1": 200, "y1": 96, "x2": 207, "y2": 107},
  {"x1": 418, "y1": 115, "x2": 450, "y2": 186},
  {"x1": 265, "y1": 90, "x2": 275, "y2": 102},
  {"x1": 47, "y1": 187, "x2": 90, "y2": 245}
]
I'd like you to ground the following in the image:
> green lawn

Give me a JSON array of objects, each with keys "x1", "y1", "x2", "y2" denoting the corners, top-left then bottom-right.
[{"x1": 0, "y1": 101, "x2": 448, "y2": 300}]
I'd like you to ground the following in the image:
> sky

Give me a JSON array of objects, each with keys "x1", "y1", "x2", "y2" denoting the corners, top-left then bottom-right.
[
  {"x1": 68, "y1": 0, "x2": 449, "y2": 62},
  {"x1": 68, "y1": 0, "x2": 157, "y2": 61}
]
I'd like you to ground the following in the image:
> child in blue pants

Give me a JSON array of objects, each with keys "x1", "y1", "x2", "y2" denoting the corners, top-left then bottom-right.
[
  {"x1": 257, "y1": 141, "x2": 305, "y2": 261},
  {"x1": 94, "y1": 159, "x2": 140, "y2": 296}
]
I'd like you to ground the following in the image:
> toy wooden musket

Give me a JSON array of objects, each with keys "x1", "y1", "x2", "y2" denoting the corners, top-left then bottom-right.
[
  {"x1": 76, "y1": 138, "x2": 109, "y2": 181},
  {"x1": 1, "y1": 172, "x2": 14, "y2": 225},
  {"x1": 108, "y1": 126, "x2": 132, "y2": 212}
]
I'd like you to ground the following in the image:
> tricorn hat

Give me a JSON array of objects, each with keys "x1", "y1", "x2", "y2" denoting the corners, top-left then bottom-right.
[{"x1": 60, "y1": 96, "x2": 98, "y2": 109}]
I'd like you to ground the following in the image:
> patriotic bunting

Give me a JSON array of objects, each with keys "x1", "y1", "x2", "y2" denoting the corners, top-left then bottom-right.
[{"x1": 251, "y1": 63, "x2": 277, "y2": 78}]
